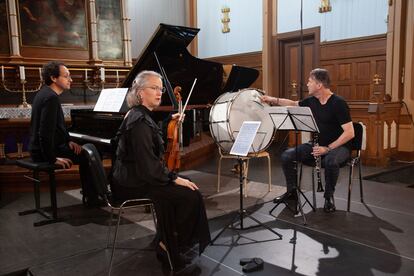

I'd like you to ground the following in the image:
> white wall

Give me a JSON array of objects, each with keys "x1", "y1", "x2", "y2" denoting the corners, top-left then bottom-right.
[
  {"x1": 197, "y1": 0, "x2": 263, "y2": 58},
  {"x1": 126, "y1": 0, "x2": 388, "y2": 60},
  {"x1": 277, "y1": 0, "x2": 388, "y2": 41},
  {"x1": 127, "y1": 0, "x2": 186, "y2": 59}
]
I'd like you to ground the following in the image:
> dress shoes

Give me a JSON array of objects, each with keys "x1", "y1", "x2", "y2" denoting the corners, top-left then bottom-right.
[
  {"x1": 273, "y1": 190, "x2": 298, "y2": 204},
  {"x1": 323, "y1": 197, "x2": 336, "y2": 213},
  {"x1": 273, "y1": 190, "x2": 298, "y2": 214}
]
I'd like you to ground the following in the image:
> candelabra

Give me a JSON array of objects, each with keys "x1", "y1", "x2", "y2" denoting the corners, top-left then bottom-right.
[
  {"x1": 83, "y1": 68, "x2": 121, "y2": 92},
  {"x1": 1, "y1": 65, "x2": 43, "y2": 108}
]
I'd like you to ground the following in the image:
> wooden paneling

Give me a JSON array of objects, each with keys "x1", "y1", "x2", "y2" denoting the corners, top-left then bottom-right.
[
  {"x1": 320, "y1": 35, "x2": 386, "y2": 60},
  {"x1": 320, "y1": 34, "x2": 387, "y2": 102},
  {"x1": 350, "y1": 101, "x2": 401, "y2": 166},
  {"x1": 207, "y1": 51, "x2": 263, "y2": 89}
]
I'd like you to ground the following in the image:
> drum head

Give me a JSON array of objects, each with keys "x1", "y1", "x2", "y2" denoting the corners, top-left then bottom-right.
[{"x1": 209, "y1": 89, "x2": 275, "y2": 153}]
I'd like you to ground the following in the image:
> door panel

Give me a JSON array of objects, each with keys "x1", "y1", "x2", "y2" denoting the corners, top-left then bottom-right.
[{"x1": 278, "y1": 32, "x2": 319, "y2": 100}]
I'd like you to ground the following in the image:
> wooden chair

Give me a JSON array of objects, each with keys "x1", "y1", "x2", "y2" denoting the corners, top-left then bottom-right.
[{"x1": 217, "y1": 147, "x2": 272, "y2": 197}]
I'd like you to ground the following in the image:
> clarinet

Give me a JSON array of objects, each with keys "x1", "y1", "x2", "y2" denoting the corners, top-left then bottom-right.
[{"x1": 313, "y1": 133, "x2": 324, "y2": 192}]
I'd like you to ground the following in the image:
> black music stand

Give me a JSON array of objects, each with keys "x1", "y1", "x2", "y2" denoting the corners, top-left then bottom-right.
[
  {"x1": 211, "y1": 122, "x2": 282, "y2": 245},
  {"x1": 266, "y1": 106, "x2": 319, "y2": 225}
]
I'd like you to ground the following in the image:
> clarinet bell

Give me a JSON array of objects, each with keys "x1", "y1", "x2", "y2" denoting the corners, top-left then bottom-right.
[{"x1": 317, "y1": 181, "x2": 324, "y2": 192}]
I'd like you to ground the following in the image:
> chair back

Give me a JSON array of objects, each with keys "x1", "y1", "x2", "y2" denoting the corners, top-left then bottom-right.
[
  {"x1": 351, "y1": 122, "x2": 363, "y2": 151},
  {"x1": 82, "y1": 143, "x2": 111, "y2": 201}
]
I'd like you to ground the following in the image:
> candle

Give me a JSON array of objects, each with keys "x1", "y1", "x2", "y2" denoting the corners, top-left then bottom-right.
[
  {"x1": 19, "y1": 66, "x2": 25, "y2": 81},
  {"x1": 85, "y1": 69, "x2": 88, "y2": 80},
  {"x1": 100, "y1": 67, "x2": 105, "y2": 81},
  {"x1": 39, "y1": 67, "x2": 42, "y2": 81},
  {"x1": 116, "y1": 70, "x2": 119, "y2": 82},
  {"x1": 1, "y1": 65, "x2": 4, "y2": 81}
]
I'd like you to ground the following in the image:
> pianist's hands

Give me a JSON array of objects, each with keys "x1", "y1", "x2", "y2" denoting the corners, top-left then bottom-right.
[
  {"x1": 69, "y1": 141, "x2": 82, "y2": 155},
  {"x1": 55, "y1": 157, "x2": 73, "y2": 169},
  {"x1": 175, "y1": 177, "x2": 199, "y2": 191}
]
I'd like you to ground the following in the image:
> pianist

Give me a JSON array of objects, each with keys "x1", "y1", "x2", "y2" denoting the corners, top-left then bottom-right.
[
  {"x1": 111, "y1": 70, "x2": 211, "y2": 271},
  {"x1": 29, "y1": 61, "x2": 96, "y2": 205}
]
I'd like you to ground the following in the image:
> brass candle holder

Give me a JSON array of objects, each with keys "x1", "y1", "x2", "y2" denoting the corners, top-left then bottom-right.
[{"x1": 1, "y1": 66, "x2": 43, "y2": 109}]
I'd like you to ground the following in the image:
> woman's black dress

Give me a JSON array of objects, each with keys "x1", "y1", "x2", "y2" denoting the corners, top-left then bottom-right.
[{"x1": 111, "y1": 105, "x2": 211, "y2": 266}]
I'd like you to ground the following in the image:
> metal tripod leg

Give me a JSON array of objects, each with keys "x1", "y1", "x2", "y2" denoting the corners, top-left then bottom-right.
[{"x1": 211, "y1": 158, "x2": 282, "y2": 244}]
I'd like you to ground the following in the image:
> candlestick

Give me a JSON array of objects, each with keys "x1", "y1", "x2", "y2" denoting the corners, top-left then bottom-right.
[
  {"x1": 19, "y1": 66, "x2": 25, "y2": 81},
  {"x1": 39, "y1": 68, "x2": 43, "y2": 81},
  {"x1": 85, "y1": 69, "x2": 88, "y2": 80},
  {"x1": 100, "y1": 67, "x2": 105, "y2": 81}
]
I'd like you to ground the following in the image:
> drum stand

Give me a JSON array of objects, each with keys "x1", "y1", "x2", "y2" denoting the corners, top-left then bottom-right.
[{"x1": 211, "y1": 156, "x2": 282, "y2": 245}]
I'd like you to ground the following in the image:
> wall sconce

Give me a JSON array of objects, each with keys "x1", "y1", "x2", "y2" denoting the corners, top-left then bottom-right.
[
  {"x1": 373, "y1": 74, "x2": 382, "y2": 85},
  {"x1": 319, "y1": 0, "x2": 332, "y2": 13},
  {"x1": 221, "y1": 7, "x2": 230, "y2": 33}
]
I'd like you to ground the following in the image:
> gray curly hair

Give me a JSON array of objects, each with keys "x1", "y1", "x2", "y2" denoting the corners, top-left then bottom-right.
[{"x1": 126, "y1": 70, "x2": 163, "y2": 108}]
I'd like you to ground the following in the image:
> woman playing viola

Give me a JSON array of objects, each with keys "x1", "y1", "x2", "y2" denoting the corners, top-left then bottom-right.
[{"x1": 111, "y1": 70, "x2": 211, "y2": 271}]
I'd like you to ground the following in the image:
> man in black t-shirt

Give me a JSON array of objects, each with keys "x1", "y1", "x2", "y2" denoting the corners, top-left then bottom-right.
[{"x1": 261, "y1": 68, "x2": 354, "y2": 212}]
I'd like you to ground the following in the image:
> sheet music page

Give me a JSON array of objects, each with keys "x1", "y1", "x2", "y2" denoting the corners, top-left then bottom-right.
[
  {"x1": 230, "y1": 121, "x2": 261, "y2": 156},
  {"x1": 287, "y1": 106, "x2": 319, "y2": 132},
  {"x1": 93, "y1": 88, "x2": 128, "y2": 112},
  {"x1": 265, "y1": 106, "x2": 294, "y2": 130},
  {"x1": 265, "y1": 106, "x2": 319, "y2": 132}
]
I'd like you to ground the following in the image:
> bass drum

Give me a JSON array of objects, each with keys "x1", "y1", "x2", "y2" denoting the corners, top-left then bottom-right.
[{"x1": 209, "y1": 89, "x2": 275, "y2": 154}]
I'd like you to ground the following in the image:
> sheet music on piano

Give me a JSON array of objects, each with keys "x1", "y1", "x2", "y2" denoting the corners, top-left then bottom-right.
[{"x1": 93, "y1": 88, "x2": 128, "y2": 113}]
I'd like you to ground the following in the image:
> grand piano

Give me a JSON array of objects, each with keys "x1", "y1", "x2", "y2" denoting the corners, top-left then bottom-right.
[{"x1": 69, "y1": 23, "x2": 259, "y2": 160}]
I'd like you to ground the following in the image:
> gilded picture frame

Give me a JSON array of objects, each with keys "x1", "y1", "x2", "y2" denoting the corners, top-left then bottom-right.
[{"x1": 18, "y1": 0, "x2": 88, "y2": 49}]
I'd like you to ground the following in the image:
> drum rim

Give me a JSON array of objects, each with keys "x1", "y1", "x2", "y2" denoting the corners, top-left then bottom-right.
[{"x1": 209, "y1": 89, "x2": 275, "y2": 154}]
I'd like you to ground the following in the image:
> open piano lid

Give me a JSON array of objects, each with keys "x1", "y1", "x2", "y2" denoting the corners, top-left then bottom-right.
[{"x1": 122, "y1": 23, "x2": 259, "y2": 107}]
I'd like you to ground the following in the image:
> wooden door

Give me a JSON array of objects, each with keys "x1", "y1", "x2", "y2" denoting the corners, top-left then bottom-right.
[{"x1": 275, "y1": 28, "x2": 320, "y2": 100}]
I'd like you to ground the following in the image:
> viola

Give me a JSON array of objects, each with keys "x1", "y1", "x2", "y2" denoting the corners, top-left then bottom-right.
[
  {"x1": 164, "y1": 79, "x2": 197, "y2": 172},
  {"x1": 164, "y1": 86, "x2": 182, "y2": 172}
]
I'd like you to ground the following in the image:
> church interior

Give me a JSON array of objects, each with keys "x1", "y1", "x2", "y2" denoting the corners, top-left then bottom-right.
[{"x1": 0, "y1": 0, "x2": 413, "y2": 275}]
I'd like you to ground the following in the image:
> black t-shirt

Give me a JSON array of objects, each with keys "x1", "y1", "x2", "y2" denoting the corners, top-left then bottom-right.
[{"x1": 299, "y1": 94, "x2": 352, "y2": 147}]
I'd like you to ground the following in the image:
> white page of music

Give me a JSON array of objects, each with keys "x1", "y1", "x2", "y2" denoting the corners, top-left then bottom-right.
[
  {"x1": 93, "y1": 88, "x2": 128, "y2": 112},
  {"x1": 230, "y1": 121, "x2": 261, "y2": 156}
]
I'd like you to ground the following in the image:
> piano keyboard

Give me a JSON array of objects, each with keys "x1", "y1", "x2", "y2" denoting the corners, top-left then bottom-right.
[{"x1": 69, "y1": 132, "x2": 111, "y2": 145}]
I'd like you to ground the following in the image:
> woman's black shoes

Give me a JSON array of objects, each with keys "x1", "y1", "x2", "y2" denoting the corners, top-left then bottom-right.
[
  {"x1": 156, "y1": 244, "x2": 171, "y2": 268},
  {"x1": 155, "y1": 244, "x2": 192, "y2": 271}
]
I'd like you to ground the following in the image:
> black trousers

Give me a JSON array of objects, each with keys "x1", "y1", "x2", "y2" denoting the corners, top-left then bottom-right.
[
  {"x1": 281, "y1": 143, "x2": 350, "y2": 198},
  {"x1": 31, "y1": 145, "x2": 91, "y2": 202}
]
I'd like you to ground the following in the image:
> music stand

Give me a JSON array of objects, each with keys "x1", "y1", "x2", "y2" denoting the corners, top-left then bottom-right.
[
  {"x1": 210, "y1": 121, "x2": 282, "y2": 245},
  {"x1": 266, "y1": 106, "x2": 319, "y2": 225}
]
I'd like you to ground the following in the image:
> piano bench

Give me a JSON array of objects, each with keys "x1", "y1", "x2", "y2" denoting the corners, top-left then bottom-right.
[{"x1": 15, "y1": 159, "x2": 64, "y2": 227}]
